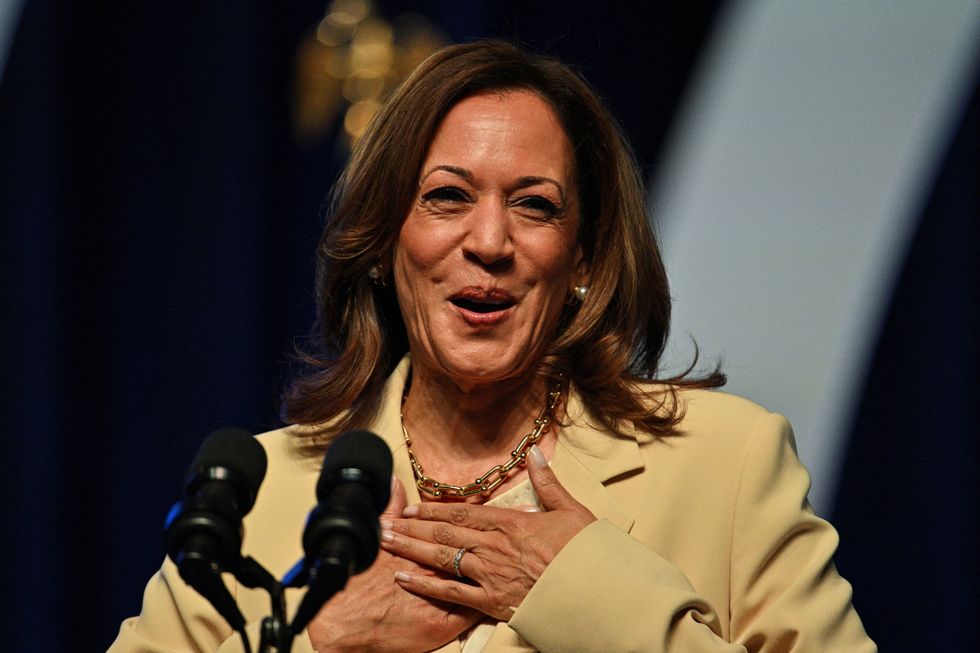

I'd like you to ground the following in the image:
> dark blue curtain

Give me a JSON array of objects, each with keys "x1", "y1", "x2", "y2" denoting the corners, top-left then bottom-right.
[{"x1": 1, "y1": 2, "x2": 338, "y2": 650}]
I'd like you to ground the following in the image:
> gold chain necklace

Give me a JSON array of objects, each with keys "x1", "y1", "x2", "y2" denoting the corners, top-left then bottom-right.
[{"x1": 400, "y1": 385, "x2": 563, "y2": 499}]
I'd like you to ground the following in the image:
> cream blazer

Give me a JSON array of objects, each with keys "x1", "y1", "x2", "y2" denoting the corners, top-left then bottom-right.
[{"x1": 110, "y1": 357, "x2": 875, "y2": 652}]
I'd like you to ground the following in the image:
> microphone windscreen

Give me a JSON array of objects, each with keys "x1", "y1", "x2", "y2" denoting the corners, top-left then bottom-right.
[
  {"x1": 318, "y1": 430, "x2": 392, "y2": 513},
  {"x1": 188, "y1": 428, "x2": 268, "y2": 512}
]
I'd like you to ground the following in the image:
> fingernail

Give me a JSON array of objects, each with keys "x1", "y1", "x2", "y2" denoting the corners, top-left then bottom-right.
[
  {"x1": 394, "y1": 571, "x2": 412, "y2": 583},
  {"x1": 381, "y1": 530, "x2": 395, "y2": 543},
  {"x1": 402, "y1": 505, "x2": 419, "y2": 517},
  {"x1": 390, "y1": 475, "x2": 398, "y2": 494},
  {"x1": 380, "y1": 519, "x2": 393, "y2": 531},
  {"x1": 521, "y1": 506, "x2": 542, "y2": 513},
  {"x1": 529, "y1": 444, "x2": 547, "y2": 468}
]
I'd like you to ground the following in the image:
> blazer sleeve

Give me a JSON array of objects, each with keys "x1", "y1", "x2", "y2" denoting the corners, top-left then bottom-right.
[
  {"x1": 107, "y1": 558, "x2": 319, "y2": 653},
  {"x1": 507, "y1": 413, "x2": 876, "y2": 652}
]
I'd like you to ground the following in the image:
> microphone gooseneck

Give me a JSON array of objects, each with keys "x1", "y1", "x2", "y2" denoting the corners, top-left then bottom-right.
[
  {"x1": 288, "y1": 430, "x2": 393, "y2": 635},
  {"x1": 164, "y1": 428, "x2": 267, "y2": 633}
]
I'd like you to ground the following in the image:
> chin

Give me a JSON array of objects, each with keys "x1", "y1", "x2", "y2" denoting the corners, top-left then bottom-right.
[{"x1": 431, "y1": 345, "x2": 532, "y2": 388}]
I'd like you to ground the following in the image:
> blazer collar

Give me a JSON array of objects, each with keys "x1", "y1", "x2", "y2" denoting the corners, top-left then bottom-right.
[
  {"x1": 371, "y1": 356, "x2": 420, "y2": 504},
  {"x1": 370, "y1": 356, "x2": 644, "y2": 529},
  {"x1": 549, "y1": 386, "x2": 640, "y2": 532}
]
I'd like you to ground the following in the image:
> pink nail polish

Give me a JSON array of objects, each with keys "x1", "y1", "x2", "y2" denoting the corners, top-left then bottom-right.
[
  {"x1": 403, "y1": 505, "x2": 419, "y2": 517},
  {"x1": 529, "y1": 444, "x2": 547, "y2": 468},
  {"x1": 394, "y1": 571, "x2": 412, "y2": 583}
]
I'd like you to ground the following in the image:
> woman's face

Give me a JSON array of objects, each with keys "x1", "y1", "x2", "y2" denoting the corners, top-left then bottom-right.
[{"x1": 394, "y1": 90, "x2": 587, "y2": 390}]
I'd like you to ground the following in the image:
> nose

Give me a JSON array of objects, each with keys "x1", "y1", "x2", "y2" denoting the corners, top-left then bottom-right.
[{"x1": 461, "y1": 198, "x2": 515, "y2": 267}]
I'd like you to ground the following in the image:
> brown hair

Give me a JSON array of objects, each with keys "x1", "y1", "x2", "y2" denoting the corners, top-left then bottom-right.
[{"x1": 283, "y1": 39, "x2": 723, "y2": 449}]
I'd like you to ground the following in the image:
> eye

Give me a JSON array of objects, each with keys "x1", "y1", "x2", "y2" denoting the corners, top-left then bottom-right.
[
  {"x1": 514, "y1": 195, "x2": 561, "y2": 217},
  {"x1": 421, "y1": 186, "x2": 470, "y2": 203}
]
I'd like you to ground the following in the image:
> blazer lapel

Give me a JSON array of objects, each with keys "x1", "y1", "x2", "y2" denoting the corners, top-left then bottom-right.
[
  {"x1": 369, "y1": 356, "x2": 423, "y2": 504},
  {"x1": 548, "y1": 385, "x2": 641, "y2": 532}
]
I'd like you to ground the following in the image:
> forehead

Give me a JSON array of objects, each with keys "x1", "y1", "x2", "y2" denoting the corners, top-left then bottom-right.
[{"x1": 421, "y1": 90, "x2": 574, "y2": 182}]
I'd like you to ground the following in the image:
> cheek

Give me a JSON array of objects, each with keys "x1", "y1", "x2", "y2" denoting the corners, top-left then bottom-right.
[
  {"x1": 527, "y1": 234, "x2": 578, "y2": 296},
  {"x1": 394, "y1": 227, "x2": 431, "y2": 292},
  {"x1": 392, "y1": 245, "x2": 430, "y2": 347},
  {"x1": 393, "y1": 219, "x2": 457, "y2": 317},
  {"x1": 396, "y1": 217, "x2": 459, "y2": 274}
]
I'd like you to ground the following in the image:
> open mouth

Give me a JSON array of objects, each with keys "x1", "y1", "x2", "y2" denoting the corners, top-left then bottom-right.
[
  {"x1": 450, "y1": 297, "x2": 515, "y2": 313},
  {"x1": 449, "y1": 288, "x2": 517, "y2": 316}
]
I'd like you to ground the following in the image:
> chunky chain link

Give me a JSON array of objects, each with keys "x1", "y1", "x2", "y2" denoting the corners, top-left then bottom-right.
[{"x1": 401, "y1": 385, "x2": 563, "y2": 499}]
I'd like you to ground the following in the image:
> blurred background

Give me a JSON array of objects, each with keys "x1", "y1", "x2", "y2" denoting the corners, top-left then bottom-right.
[{"x1": 1, "y1": 1, "x2": 976, "y2": 651}]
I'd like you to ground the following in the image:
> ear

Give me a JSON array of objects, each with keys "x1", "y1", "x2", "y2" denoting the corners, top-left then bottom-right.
[
  {"x1": 378, "y1": 247, "x2": 397, "y2": 286},
  {"x1": 572, "y1": 245, "x2": 591, "y2": 288}
]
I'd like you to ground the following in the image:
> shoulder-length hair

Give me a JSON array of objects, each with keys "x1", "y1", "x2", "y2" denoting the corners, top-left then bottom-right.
[{"x1": 283, "y1": 39, "x2": 723, "y2": 450}]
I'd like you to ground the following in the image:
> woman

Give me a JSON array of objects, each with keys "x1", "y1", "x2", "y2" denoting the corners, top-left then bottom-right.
[{"x1": 111, "y1": 40, "x2": 875, "y2": 652}]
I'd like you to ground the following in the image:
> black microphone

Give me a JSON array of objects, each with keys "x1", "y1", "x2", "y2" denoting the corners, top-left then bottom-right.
[
  {"x1": 287, "y1": 430, "x2": 392, "y2": 635},
  {"x1": 164, "y1": 428, "x2": 268, "y2": 632}
]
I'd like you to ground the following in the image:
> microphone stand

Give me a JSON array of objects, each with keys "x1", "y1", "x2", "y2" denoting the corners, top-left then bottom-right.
[
  {"x1": 235, "y1": 557, "x2": 293, "y2": 653},
  {"x1": 193, "y1": 552, "x2": 351, "y2": 653}
]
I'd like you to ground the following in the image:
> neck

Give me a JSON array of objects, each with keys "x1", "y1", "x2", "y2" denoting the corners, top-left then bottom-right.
[
  {"x1": 400, "y1": 361, "x2": 562, "y2": 500},
  {"x1": 403, "y1": 363, "x2": 552, "y2": 455}
]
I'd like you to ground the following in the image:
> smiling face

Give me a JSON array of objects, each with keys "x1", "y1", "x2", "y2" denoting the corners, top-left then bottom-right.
[{"x1": 393, "y1": 90, "x2": 588, "y2": 391}]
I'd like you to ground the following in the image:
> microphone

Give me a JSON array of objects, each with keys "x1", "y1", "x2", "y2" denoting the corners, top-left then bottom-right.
[
  {"x1": 164, "y1": 428, "x2": 268, "y2": 632},
  {"x1": 287, "y1": 430, "x2": 392, "y2": 635}
]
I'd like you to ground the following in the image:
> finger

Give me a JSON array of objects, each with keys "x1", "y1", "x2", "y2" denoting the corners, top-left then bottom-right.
[
  {"x1": 515, "y1": 505, "x2": 542, "y2": 513},
  {"x1": 381, "y1": 528, "x2": 476, "y2": 578},
  {"x1": 393, "y1": 571, "x2": 481, "y2": 604},
  {"x1": 526, "y1": 444, "x2": 575, "y2": 511},
  {"x1": 394, "y1": 572, "x2": 511, "y2": 621},
  {"x1": 386, "y1": 516, "x2": 472, "y2": 549},
  {"x1": 403, "y1": 500, "x2": 508, "y2": 531},
  {"x1": 381, "y1": 476, "x2": 408, "y2": 520}
]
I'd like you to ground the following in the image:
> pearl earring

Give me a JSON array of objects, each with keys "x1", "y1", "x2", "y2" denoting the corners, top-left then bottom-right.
[
  {"x1": 368, "y1": 264, "x2": 385, "y2": 286},
  {"x1": 573, "y1": 285, "x2": 588, "y2": 301}
]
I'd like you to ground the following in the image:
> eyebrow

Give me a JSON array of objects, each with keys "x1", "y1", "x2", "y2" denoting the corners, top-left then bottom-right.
[
  {"x1": 420, "y1": 167, "x2": 567, "y2": 203},
  {"x1": 515, "y1": 176, "x2": 567, "y2": 203},
  {"x1": 421, "y1": 165, "x2": 473, "y2": 182}
]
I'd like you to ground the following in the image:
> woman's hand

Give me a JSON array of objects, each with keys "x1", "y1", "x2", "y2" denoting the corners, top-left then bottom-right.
[
  {"x1": 306, "y1": 478, "x2": 481, "y2": 653},
  {"x1": 380, "y1": 445, "x2": 596, "y2": 621}
]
